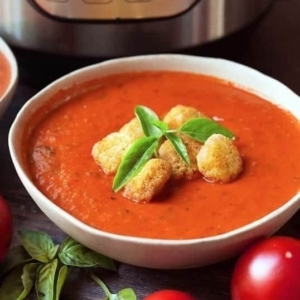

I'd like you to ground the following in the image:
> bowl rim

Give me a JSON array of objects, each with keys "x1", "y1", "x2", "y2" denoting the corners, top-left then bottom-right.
[
  {"x1": 8, "y1": 53, "x2": 300, "y2": 246},
  {"x1": 0, "y1": 36, "x2": 18, "y2": 103}
]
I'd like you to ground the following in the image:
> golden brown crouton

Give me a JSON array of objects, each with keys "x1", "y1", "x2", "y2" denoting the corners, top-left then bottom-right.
[
  {"x1": 158, "y1": 135, "x2": 202, "y2": 180},
  {"x1": 163, "y1": 105, "x2": 207, "y2": 129},
  {"x1": 196, "y1": 134, "x2": 243, "y2": 183},
  {"x1": 92, "y1": 132, "x2": 133, "y2": 174},
  {"x1": 92, "y1": 118, "x2": 144, "y2": 175},
  {"x1": 120, "y1": 118, "x2": 144, "y2": 140},
  {"x1": 123, "y1": 158, "x2": 172, "y2": 203}
]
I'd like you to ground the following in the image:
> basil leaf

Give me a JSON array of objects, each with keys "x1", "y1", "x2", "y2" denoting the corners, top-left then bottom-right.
[
  {"x1": 13, "y1": 263, "x2": 40, "y2": 300},
  {"x1": 179, "y1": 118, "x2": 235, "y2": 142},
  {"x1": 0, "y1": 263, "x2": 39, "y2": 300},
  {"x1": 59, "y1": 237, "x2": 116, "y2": 270},
  {"x1": 165, "y1": 132, "x2": 190, "y2": 166},
  {"x1": 118, "y1": 288, "x2": 137, "y2": 300},
  {"x1": 0, "y1": 266, "x2": 25, "y2": 299},
  {"x1": 55, "y1": 266, "x2": 68, "y2": 300},
  {"x1": 49, "y1": 245, "x2": 59, "y2": 260},
  {"x1": 151, "y1": 120, "x2": 168, "y2": 134},
  {"x1": 19, "y1": 263, "x2": 40, "y2": 300},
  {"x1": 19, "y1": 230, "x2": 59, "y2": 263},
  {"x1": 59, "y1": 236, "x2": 78, "y2": 251},
  {"x1": 36, "y1": 259, "x2": 58, "y2": 300},
  {"x1": 113, "y1": 136, "x2": 159, "y2": 192},
  {"x1": 0, "y1": 245, "x2": 33, "y2": 276},
  {"x1": 135, "y1": 106, "x2": 162, "y2": 137}
]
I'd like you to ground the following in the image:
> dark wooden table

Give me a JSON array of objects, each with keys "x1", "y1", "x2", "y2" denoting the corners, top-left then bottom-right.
[{"x1": 1, "y1": 0, "x2": 300, "y2": 298}]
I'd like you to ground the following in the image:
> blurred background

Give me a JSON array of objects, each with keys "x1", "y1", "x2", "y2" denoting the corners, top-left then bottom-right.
[{"x1": 0, "y1": 0, "x2": 292, "y2": 89}]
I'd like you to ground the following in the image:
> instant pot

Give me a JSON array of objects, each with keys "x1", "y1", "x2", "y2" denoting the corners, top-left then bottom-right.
[{"x1": 0, "y1": 0, "x2": 273, "y2": 58}]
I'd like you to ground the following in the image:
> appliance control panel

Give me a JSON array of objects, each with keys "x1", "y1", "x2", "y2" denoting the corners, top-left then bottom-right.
[{"x1": 32, "y1": 0, "x2": 198, "y2": 20}]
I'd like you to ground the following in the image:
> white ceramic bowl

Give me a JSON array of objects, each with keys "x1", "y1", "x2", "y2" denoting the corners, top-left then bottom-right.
[
  {"x1": 0, "y1": 37, "x2": 18, "y2": 119},
  {"x1": 8, "y1": 55, "x2": 300, "y2": 269}
]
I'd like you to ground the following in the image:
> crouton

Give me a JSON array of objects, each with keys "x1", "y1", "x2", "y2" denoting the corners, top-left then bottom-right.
[
  {"x1": 92, "y1": 132, "x2": 134, "y2": 174},
  {"x1": 158, "y1": 135, "x2": 202, "y2": 180},
  {"x1": 196, "y1": 134, "x2": 243, "y2": 183},
  {"x1": 120, "y1": 118, "x2": 144, "y2": 140},
  {"x1": 123, "y1": 158, "x2": 172, "y2": 203},
  {"x1": 92, "y1": 118, "x2": 144, "y2": 174},
  {"x1": 163, "y1": 105, "x2": 207, "y2": 129}
]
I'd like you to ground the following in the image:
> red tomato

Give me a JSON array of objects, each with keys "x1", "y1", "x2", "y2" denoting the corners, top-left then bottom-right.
[
  {"x1": 231, "y1": 236, "x2": 300, "y2": 300},
  {"x1": 0, "y1": 195, "x2": 13, "y2": 261},
  {"x1": 144, "y1": 289, "x2": 196, "y2": 300}
]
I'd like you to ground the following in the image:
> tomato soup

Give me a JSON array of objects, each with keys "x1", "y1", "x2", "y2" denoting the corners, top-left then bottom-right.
[
  {"x1": 25, "y1": 71, "x2": 300, "y2": 239},
  {"x1": 0, "y1": 51, "x2": 10, "y2": 99}
]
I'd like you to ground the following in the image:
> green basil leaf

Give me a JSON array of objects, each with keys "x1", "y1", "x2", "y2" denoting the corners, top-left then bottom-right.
[
  {"x1": 0, "y1": 245, "x2": 33, "y2": 276},
  {"x1": 179, "y1": 118, "x2": 235, "y2": 142},
  {"x1": 91, "y1": 274, "x2": 137, "y2": 300},
  {"x1": 49, "y1": 245, "x2": 59, "y2": 260},
  {"x1": 36, "y1": 259, "x2": 58, "y2": 300},
  {"x1": 113, "y1": 136, "x2": 159, "y2": 192},
  {"x1": 59, "y1": 237, "x2": 116, "y2": 270},
  {"x1": 59, "y1": 236, "x2": 78, "y2": 251},
  {"x1": 165, "y1": 132, "x2": 190, "y2": 166},
  {"x1": 118, "y1": 288, "x2": 137, "y2": 300},
  {"x1": 0, "y1": 266, "x2": 25, "y2": 299},
  {"x1": 19, "y1": 263, "x2": 40, "y2": 300},
  {"x1": 151, "y1": 120, "x2": 168, "y2": 134},
  {"x1": 55, "y1": 266, "x2": 68, "y2": 300},
  {"x1": 135, "y1": 106, "x2": 162, "y2": 137},
  {"x1": 19, "y1": 230, "x2": 59, "y2": 263},
  {"x1": 0, "y1": 263, "x2": 39, "y2": 300}
]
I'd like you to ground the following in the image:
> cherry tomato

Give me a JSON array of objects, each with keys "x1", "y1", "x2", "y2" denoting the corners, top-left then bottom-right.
[
  {"x1": 144, "y1": 289, "x2": 196, "y2": 300},
  {"x1": 0, "y1": 195, "x2": 13, "y2": 261},
  {"x1": 231, "y1": 236, "x2": 300, "y2": 300}
]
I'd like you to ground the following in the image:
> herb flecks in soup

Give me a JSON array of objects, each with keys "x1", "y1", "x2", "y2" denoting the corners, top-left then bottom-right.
[
  {"x1": 0, "y1": 51, "x2": 11, "y2": 99},
  {"x1": 25, "y1": 71, "x2": 300, "y2": 240},
  {"x1": 92, "y1": 105, "x2": 242, "y2": 203}
]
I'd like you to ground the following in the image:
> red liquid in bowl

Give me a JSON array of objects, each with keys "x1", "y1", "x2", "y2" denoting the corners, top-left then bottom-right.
[
  {"x1": 24, "y1": 71, "x2": 300, "y2": 240},
  {"x1": 0, "y1": 51, "x2": 11, "y2": 99}
]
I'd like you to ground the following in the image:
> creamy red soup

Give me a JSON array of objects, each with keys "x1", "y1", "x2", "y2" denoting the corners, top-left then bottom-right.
[
  {"x1": 24, "y1": 71, "x2": 300, "y2": 239},
  {"x1": 0, "y1": 51, "x2": 10, "y2": 99}
]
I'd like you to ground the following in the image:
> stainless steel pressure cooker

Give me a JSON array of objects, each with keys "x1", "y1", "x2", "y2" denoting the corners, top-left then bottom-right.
[{"x1": 0, "y1": 0, "x2": 273, "y2": 57}]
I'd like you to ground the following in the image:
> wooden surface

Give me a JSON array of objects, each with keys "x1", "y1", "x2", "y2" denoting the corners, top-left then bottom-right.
[{"x1": 1, "y1": 0, "x2": 300, "y2": 298}]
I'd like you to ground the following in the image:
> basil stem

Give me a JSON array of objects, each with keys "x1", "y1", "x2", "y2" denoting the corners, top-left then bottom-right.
[
  {"x1": 90, "y1": 273, "x2": 137, "y2": 300},
  {"x1": 151, "y1": 119, "x2": 168, "y2": 134}
]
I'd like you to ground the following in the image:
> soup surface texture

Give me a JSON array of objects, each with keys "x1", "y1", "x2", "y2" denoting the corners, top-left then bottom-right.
[
  {"x1": 25, "y1": 71, "x2": 300, "y2": 239},
  {"x1": 0, "y1": 51, "x2": 10, "y2": 99}
]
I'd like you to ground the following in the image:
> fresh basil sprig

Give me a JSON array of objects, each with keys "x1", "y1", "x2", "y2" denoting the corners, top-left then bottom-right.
[
  {"x1": 0, "y1": 230, "x2": 116, "y2": 300},
  {"x1": 112, "y1": 105, "x2": 235, "y2": 192},
  {"x1": 90, "y1": 273, "x2": 137, "y2": 300}
]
